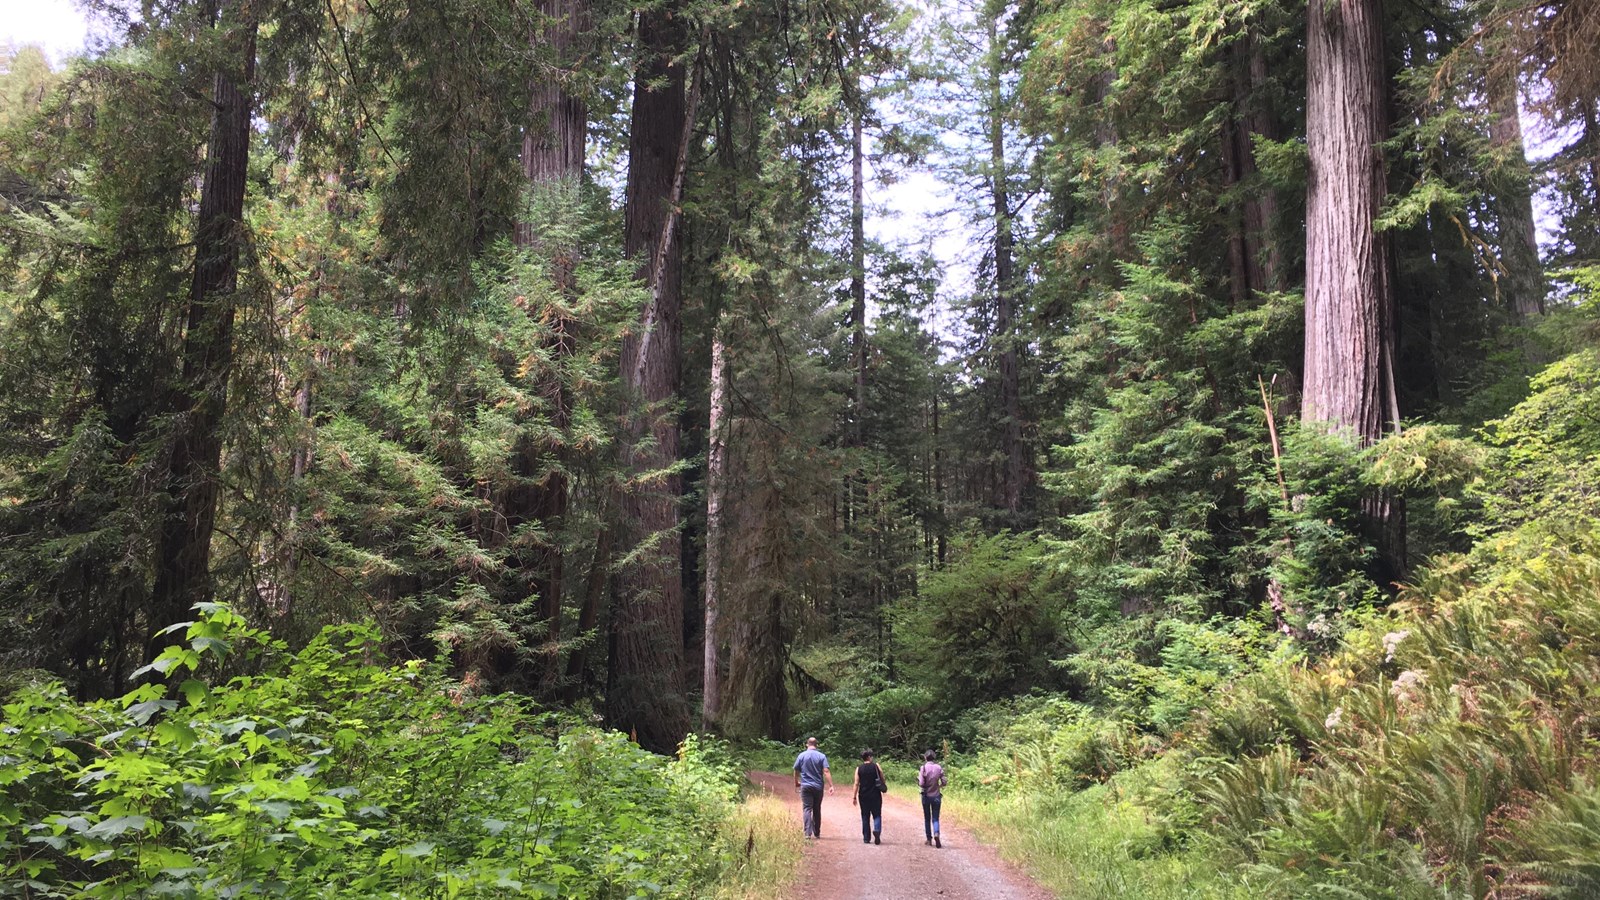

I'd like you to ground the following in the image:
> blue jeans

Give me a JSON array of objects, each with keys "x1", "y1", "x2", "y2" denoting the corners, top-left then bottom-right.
[
  {"x1": 921, "y1": 793, "x2": 942, "y2": 839},
  {"x1": 800, "y1": 786, "x2": 824, "y2": 837}
]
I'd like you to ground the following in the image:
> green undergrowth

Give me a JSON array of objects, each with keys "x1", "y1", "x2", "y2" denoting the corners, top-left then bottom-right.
[
  {"x1": 960, "y1": 760, "x2": 1244, "y2": 900},
  {"x1": 957, "y1": 538, "x2": 1600, "y2": 898},
  {"x1": 0, "y1": 605, "x2": 745, "y2": 898},
  {"x1": 923, "y1": 351, "x2": 1600, "y2": 898},
  {"x1": 1185, "y1": 545, "x2": 1600, "y2": 898},
  {"x1": 709, "y1": 786, "x2": 804, "y2": 900}
]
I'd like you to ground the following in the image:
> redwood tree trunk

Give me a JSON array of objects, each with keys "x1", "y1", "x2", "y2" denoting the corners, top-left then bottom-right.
[
  {"x1": 149, "y1": 4, "x2": 256, "y2": 660},
  {"x1": 513, "y1": 0, "x2": 587, "y2": 693},
  {"x1": 1302, "y1": 0, "x2": 1396, "y2": 441},
  {"x1": 610, "y1": 4, "x2": 693, "y2": 752},
  {"x1": 1304, "y1": 0, "x2": 1403, "y2": 571}
]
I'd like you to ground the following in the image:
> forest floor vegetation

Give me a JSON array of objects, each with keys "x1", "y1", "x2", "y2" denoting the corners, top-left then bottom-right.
[
  {"x1": 711, "y1": 784, "x2": 805, "y2": 900},
  {"x1": 0, "y1": 607, "x2": 756, "y2": 898}
]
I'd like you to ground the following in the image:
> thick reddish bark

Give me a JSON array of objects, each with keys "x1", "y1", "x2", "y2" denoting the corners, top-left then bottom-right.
[
  {"x1": 610, "y1": 4, "x2": 693, "y2": 752},
  {"x1": 1303, "y1": 0, "x2": 1403, "y2": 574},
  {"x1": 517, "y1": 0, "x2": 588, "y2": 226},
  {"x1": 509, "y1": 0, "x2": 588, "y2": 692},
  {"x1": 1302, "y1": 0, "x2": 1397, "y2": 442},
  {"x1": 149, "y1": 4, "x2": 256, "y2": 659}
]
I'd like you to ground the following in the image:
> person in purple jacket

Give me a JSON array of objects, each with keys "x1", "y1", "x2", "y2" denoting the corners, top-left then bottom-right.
[{"x1": 918, "y1": 748, "x2": 947, "y2": 847}]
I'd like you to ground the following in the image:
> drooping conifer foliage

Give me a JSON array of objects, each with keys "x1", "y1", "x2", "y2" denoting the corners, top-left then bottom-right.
[{"x1": 3, "y1": 0, "x2": 1600, "y2": 890}]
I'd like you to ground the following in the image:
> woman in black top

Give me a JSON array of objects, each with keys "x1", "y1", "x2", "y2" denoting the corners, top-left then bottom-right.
[{"x1": 851, "y1": 748, "x2": 887, "y2": 844}]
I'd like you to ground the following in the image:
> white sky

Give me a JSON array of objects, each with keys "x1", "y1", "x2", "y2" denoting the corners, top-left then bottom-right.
[{"x1": 0, "y1": 0, "x2": 92, "y2": 64}]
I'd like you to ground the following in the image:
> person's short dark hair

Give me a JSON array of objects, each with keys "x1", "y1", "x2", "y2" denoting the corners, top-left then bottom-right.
[
  {"x1": 924, "y1": 749, "x2": 937, "y2": 762},
  {"x1": 861, "y1": 748, "x2": 874, "y2": 760}
]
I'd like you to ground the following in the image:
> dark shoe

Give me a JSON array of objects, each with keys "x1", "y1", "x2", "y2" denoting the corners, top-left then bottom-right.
[
  {"x1": 934, "y1": 836, "x2": 941, "y2": 848},
  {"x1": 925, "y1": 838, "x2": 932, "y2": 846},
  {"x1": 863, "y1": 837, "x2": 871, "y2": 843},
  {"x1": 874, "y1": 833, "x2": 881, "y2": 845}
]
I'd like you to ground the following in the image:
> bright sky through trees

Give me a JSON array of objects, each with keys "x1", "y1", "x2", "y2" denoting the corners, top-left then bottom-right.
[{"x1": 0, "y1": 0, "x2": 90, "y2": 63}]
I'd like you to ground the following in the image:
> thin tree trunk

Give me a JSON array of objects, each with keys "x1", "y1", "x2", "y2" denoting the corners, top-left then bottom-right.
[
  {"x1": 564, "y1": 525, "x2": 610, "y2": 697},
  {"x1": 1222, "y1": 28, "x2": 1282, "y2": 304},
  {"x1": 932, "y1": 390, "x2": 946, "y2": 568},
  {"x1": 987, "y1": 12, "x2": 1022, "y2": 516},
  {"x1": 701, "y1": 326, "x2": 730, "y2": 728},
  {"x1": 1487, "y1": 63, "x2": 1545, "y2": 318},
  {"x1": 1243, "y1": 32, "x2": 1282, "y2": 294},
  {"x1": 276, "y1": 357, "x2": 317, "y2": 618},
  {"x1": 611, "y1": 5, "x2": 693, "y2": 752},
  {"x1": 850, "y1": 97, "x2": 867, "y2": 447},
  {"x1": 149, "y1": 2, "x2": 256, "y2": 660}
]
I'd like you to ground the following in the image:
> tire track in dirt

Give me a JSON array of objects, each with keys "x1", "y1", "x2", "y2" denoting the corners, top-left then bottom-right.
[{"x1": 745, "y1": 771, "x2": 1054, "y2": 900}]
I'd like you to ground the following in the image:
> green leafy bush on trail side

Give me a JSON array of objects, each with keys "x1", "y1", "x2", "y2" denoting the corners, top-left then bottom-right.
[
  {"x1": 790, "y1": 683, "x2": 939, "y2": 761},
  {"x1": 947, "y1": 555, "x2": 1600, "y2": 898},
  {"x1": 1470, "y1": 349, "x2": 1600, "y2": 553},
  {"x1": 890, "y1": 531, "x2": 1072, "y2": 710},
  {"x1": 0, "y1": 605, "x2": 741, "y2": 898},
  {"x1": 959, "y1": 757, "x2": 1247, "y2": 900}
]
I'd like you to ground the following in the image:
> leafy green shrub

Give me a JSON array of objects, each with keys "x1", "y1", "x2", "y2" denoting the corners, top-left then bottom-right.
[
  {"x1": 1472, "y1": 349, "x2": 1600, "y2": 551},
  {"x1": 0, "y1": 605, "x2": 740, "y2": 898},
  {"x1": 891, "y1": 531, "x2": 1070, "y2": 709},
  {"x1": 1259, "y1": 426, "x2": 1383, "y2": 643},
  {"x1": 1062, "y1": 616, "x2": 1278, "y2": 735},
  {"x1": 790, "y1": 683, "x2": 938, "y2": 760},
  {"x1": 954, "y1": 696, "x2": 1138, "y2": 792}
]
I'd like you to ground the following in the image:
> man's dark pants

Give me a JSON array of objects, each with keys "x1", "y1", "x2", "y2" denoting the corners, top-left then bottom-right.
[{"x1": 800, "y1": 786, "x2": 824, "y2": 837}]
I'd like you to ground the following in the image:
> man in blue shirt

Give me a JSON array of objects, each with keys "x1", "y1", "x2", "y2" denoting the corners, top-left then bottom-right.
[{"x1": 792, "y1": 736, "x2": 835, "y2": 838}]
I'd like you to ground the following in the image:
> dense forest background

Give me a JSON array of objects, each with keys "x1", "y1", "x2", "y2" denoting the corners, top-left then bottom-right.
[{"x1": 4, "y1": 0, "x2": 1600, "y2": 894}]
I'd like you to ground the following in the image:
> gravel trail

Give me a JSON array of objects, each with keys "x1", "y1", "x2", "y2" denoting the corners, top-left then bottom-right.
[{"x1": 745, "y1": 771, "x2": 1055, "y2": 900}]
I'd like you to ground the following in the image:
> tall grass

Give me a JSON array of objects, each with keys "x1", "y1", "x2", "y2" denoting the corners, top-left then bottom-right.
[
  {"x1": 961, "y1": 776, "x2": 1248, "y2": 900},
  {"x1": 713, "y1": 789, "x2": 805, "y2": 900}
]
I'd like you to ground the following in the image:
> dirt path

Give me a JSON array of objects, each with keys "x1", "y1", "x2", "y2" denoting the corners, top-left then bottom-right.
[{"x1": 746, "y1": 771, "x2": 1054, "y2": 900}]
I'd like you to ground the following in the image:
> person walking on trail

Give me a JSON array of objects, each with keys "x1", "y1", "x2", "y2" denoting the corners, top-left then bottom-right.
[
  {"x1": 851, "y1": 748, "x2": 887, "y2": 844},
  {"x1": 918, "y1": 749, "x2": 947, "y2": 847},
  {"x1": 793, "y1": 736, "x2": 835, "y2": 839}
]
